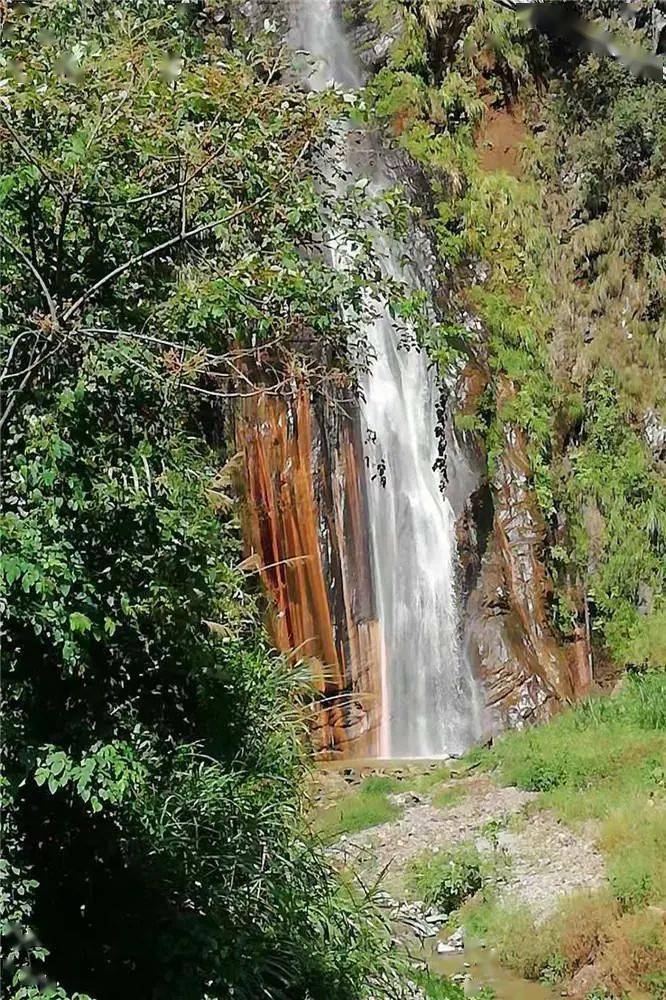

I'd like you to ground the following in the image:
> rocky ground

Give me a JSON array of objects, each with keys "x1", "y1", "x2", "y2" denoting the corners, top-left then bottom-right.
[
  {"x1": 328, "y1": 771, "x2": 605, "y2": 920},
  {"x1": 311, "y1": 761, "x2": 610, "y2": 1000}
]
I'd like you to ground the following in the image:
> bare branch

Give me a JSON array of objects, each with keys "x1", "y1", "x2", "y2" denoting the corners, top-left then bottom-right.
[
  {"x1": 0, "y1": 335, "x2": 65, "y2": 430},
  {"x1": 78, "y1": 326, "x2": 284, "y2": 361},
  {"x1": 0, "y1": 231, "x2": 58, "y2": 327},
  {"x1": 1, "y1": 331, "x2": 34, "y2": 379}
]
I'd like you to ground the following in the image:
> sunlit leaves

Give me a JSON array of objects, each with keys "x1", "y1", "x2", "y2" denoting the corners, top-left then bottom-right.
[{"x1": 0, "y1": 4, "x2": 412, "y2": 998}]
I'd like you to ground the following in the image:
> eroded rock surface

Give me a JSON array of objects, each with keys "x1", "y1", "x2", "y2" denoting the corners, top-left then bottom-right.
[
  {"x1": 236, "y1": 391, "x2": 382, "y2": 756},
  {"x1": 457, "y1": 374, "x2": 580, "y2": 734}
]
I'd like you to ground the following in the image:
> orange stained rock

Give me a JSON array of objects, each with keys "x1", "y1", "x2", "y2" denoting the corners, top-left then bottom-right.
[{"x1": 236, "y1": 389, "x2": 381, "y2": 756}]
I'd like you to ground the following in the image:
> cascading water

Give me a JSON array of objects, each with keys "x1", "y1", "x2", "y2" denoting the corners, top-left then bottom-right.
[{"x1": 292, "y1": 0, "x2": 484, "y2": 758}]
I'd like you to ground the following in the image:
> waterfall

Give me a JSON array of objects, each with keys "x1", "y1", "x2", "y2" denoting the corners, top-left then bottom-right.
[{"x1": 292, "y1": 0, "x2": 483, "y2": 758}]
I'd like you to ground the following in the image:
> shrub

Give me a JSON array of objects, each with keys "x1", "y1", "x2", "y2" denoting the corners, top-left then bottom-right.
[{"x1": 408, "y1": 844, "x2": 485, "y2": 912}]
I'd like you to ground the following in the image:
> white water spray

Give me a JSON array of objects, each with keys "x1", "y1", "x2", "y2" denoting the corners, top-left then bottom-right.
[{"x1": 292, "y1": 0, "x2": 483, "y2": 757}]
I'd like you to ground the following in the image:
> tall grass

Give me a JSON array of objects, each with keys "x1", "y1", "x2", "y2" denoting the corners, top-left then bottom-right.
[{"x1": 462, "y1": 889, "x2": 666, "y2": 997}]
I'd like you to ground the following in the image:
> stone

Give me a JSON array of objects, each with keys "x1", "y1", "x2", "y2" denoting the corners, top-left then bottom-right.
[
  {"x1": 436, "y1": 941, "x2": 459, "y2": 955},
  {"x1": 643, "y1": 408, "x2": 666, "y2": 462},
  {"x1": 447, "y1": 927, "x2": 465, "y2": 950},
  {"x1": 463, "y1": 377, "x2": 575, "y2": 735},
  {"x1": 567, "y1": 961, "x2": 602, "y2": 996}
]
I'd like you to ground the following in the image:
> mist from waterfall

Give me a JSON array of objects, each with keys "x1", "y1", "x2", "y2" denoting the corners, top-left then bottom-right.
[{"x1": 292, "y1": 0, "x2": 483, "y2": 758}]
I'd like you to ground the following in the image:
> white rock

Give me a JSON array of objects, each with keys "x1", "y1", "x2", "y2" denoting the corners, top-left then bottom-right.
[
  {"x1": 446, "y1": 927, "x2": 465, "y2": 950},
  {"x1": 436, "y1": 941, "x2": 458, "y2": 954}
]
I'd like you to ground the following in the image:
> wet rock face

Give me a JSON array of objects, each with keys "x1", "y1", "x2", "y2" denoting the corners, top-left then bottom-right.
[
  {"x1": 624, "y1": 0, "x2": 666, "y2": 52},
  {"x1": 236, "y1": 390, "x2": 382, "y2": 757},
  {"x1": 461, "y1": 377, "x2": 577, "y2": 734},
  {"x1": 342, "y1": 0, "x2": 405, "y2": 74},
  {"x1": 456, "y1": 483, "x2": 494, "y2": 603}
]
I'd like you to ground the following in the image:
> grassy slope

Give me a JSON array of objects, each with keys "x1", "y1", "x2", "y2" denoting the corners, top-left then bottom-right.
[
  {"x1": 315, "y1": 775, "x2": 405, "y2": 840},
  {"x1": 465, "y1": 673, "x2": 666, "y2": 997},
  {"x1": 312, "y1": 678, "x2": 665, "y2": 994}
]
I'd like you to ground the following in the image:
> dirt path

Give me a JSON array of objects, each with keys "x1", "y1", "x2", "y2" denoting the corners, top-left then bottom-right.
[{"x1": 330, "y1": 774, "x2": 606, "y2": 919}]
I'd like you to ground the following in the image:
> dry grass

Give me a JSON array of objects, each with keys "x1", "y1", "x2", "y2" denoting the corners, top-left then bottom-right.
[
  {"x1": 597, "y1": 909, "x2": 666, "y2": 998},
  {"x1": 463, "y1": 889, "x2": 665, "y2": 996}
]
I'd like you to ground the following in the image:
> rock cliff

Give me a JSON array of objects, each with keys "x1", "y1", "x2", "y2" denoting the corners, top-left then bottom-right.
[
  {"x1": 235, "y1": 0, "x2": 587, "y2": 755},
  {"x1": 236, "y1": 390, "x2": 382, "y2": 756}
]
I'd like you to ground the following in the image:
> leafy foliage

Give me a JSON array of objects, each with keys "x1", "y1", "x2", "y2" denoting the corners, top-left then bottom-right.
[
  {"x1": 0, "y1": 4, "x2": 412, "y2": 999},
  {"x1": 360, "y1": 0, "x2": 666, "y2": 668},
  {"x1": 407, "y1": 843, "x2": 486, "y2": 913}
]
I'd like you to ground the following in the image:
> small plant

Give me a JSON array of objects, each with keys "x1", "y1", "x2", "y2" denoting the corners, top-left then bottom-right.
[
  {"x1": 415, "y1": 971, "x2": 465, "y2": 999},
  {"x1": 540, "y1": 953, "x2": 568, "y2": 985},
  {"x1": 474, "y1": 988, "x2": 497, "y2": 1000},
  {"x1": 609, "y1": 854, "x2": 654, "y2": 911},
  {"x1": 479, "y1": 817, "x2": 507, "y2": 850},
  {"x1": 408, "y1": 844, "x2": 485, "y2": 913}
]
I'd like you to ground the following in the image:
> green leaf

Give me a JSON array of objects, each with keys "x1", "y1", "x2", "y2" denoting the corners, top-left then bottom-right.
[
  {"x1": 69, "y1": 612, "x2": 93, "y2": 633},
  {"x1": 49, "y1": 754, "x2": 67, "y2": 777}
]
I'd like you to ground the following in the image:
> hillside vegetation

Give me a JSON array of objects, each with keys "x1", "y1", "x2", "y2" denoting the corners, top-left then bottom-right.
[
  {"x1": 358, "y1": 0, "x2": 665, "y2": 672},
  {"x1": 465, "y1": 673, "x2": 666, "y2": 997},
  {"x1": 1, "y1": 2, "x2": 664, "y2": 999}
]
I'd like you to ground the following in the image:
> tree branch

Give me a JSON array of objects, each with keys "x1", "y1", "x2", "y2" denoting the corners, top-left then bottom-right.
[
  {"x1": 0, "y1": 231, "x2": 58, "y2": 327},
  {"x1": 61, "y1": 140, "x2": 312, "y2": 325}
]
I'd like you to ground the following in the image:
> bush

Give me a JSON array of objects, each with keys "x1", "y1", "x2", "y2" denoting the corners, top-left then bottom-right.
[
  {"x1": 0, "y1": 3, "x2": 414, "y2": 998},
  {"x1": 408, "y1": 844, "x2": 485, "y2": 913}
]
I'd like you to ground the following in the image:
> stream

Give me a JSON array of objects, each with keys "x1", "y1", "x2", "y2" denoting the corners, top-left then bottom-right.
[
  {"x1": 429, "y1": 942, "x2": 558, "y2": 1000},
  {"x1": 315, "y1": 760, "x2": 566, "y2": 999}
]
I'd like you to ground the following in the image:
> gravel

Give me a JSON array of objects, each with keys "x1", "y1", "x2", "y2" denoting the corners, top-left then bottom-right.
[{"x1": 331, "y1": 775, "x2": 606, "y2": 920}]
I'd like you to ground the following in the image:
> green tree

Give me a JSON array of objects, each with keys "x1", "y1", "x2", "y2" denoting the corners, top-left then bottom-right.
[{"x1": 0, "y1": 3, "x2": 407, "y2": 998}]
